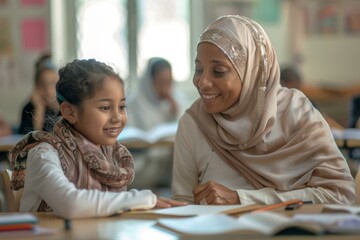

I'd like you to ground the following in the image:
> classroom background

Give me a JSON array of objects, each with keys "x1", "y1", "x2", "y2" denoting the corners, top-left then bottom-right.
[{"x1": 0, "y1": 0, "x2": 360, "y2": 129}]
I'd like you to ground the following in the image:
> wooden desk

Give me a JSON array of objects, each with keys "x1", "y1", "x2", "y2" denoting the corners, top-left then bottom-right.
[
  {"x1": 5, "y1": 205, "x2": 360, "y2": 240},
  {"x1": 0, "y1": 135, "x2": 24, "y2": 152},
  {"x1": 333, "y1": 129, "x2": 360, "y2": 149}
]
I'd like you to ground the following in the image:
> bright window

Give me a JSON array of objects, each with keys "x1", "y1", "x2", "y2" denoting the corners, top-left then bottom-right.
[{"x1": 76, "y1": 0, "x2": 190, "y2": 82}]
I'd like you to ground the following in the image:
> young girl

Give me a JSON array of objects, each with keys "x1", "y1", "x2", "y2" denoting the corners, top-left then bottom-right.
[
  {"x1": 19, "y1": 55, "x2": 59, "y2": 134},
  {"x1": 9, "y1": 59, "x2": 185, "y2": 219}
]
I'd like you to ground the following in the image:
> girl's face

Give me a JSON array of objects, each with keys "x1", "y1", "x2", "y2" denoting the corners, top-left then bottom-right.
[
  {"x1": 36, "y1": 69, "x2": 58, "y2": 105},
  {"x1": 193, "y1": 42, "x2": 242, "y2": 113},
  {"x1": 73, "y1": 77, "x2": 127, "y2": 146}
]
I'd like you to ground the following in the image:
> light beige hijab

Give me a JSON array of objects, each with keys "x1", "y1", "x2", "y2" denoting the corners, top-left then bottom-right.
[{"x1": 188, "y1": 15, "x2": 355, "y2": 201}]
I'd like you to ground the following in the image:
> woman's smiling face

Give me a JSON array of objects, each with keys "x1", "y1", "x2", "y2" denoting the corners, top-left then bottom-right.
[{"x1": 193, "y1": 42, "x2": 242, "y2": 114}]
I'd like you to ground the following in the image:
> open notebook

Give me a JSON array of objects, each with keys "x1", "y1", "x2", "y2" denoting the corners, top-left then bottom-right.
[
  {"x1": 117, "y1": 122, "x2": 177, "y2": 147},
  {"x1": 156, "y1": 212, "x2": 325, "y2": 236},
  {"x1": 156, "y1": 211, "x2": 360, "y2": 237}
]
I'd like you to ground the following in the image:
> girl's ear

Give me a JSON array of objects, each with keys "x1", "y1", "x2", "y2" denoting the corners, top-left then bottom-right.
[{"x1": 60, "y1": 102, "x2": 78, "y2": 125}]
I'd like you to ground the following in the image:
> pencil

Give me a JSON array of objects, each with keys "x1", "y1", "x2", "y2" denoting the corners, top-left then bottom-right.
[
  {"x1": 199, "y1": 162, "x2": 210, "y2": 183},
  {"x1": 199, "y1": 149, "x2": 214, "y2": 183},
  {"x1": 252, "y1": 199, "x2": 303, "y2": 213}
]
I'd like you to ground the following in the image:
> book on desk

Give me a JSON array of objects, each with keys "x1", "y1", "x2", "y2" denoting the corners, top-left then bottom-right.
[
  {"x1": 0, "y1": 213, "x2": 37, "y2": 231},
  {"x1": 0, "y1": 213, "x2": 56, "y2": 238},
  {"x1": 156, "y1": 207, "x2": 360, "y2": 237},
  {"x1": 156, "y1": 211, "x2": 327, "y2": 236},
  {"x1": 117, "y1": 122, "x2": 178, "y2": 148}
]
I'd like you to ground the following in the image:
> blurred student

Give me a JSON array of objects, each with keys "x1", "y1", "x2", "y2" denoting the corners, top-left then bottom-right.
[
  {"x1": 18, "y1": 54, "x2": 59, "y2": 134},
  {"x1": 349, "y1": 95, "x2": 360, "y2": 129},
  {"x1": 348, "y1": 95, "x2": 360, "y2": 160},
  {"x1": 125, "y1": 57, "x2": 183, "y2": 190},
  {"x1": 280, "y1": 67, "x2": 344, "y2": 130},
  {"x1": 126, "y1": 57, "x2": 179, "y2": 130},
  {"x1": 0, "y1": 115, "x2": 12, "y2": 137},
  {"x1": 10, "y1": 59, "x2": 185, "y2": 219}
]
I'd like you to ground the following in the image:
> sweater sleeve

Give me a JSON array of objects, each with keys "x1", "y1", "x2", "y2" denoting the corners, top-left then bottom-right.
[
  {"x1": 171, "y1": 114, "x2": 199, "y2": 202},
  {"x1": 237, "y1": 186, "x2": 353, "y2": 205},
  {"x1": 21, "y1": 142, "x2": 156, "y2": 219}
]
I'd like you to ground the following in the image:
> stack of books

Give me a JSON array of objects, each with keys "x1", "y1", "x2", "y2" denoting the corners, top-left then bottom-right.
[
  {"x1": 0, "y1": 213, "x2": 55, "y2": 238},
  {"x1": 0, "y1": 213, "x2": 37, "y2": 232}
]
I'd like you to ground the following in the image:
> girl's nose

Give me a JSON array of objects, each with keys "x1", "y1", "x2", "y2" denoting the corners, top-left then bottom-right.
[{"x1": 111, "y1": 109, "x2": 123, "y2": 123}]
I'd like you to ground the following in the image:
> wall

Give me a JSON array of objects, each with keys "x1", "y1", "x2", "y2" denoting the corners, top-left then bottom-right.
[
  {"x1": 1, "y1": 0, "x2": 359, "y2": 128},
  {"x1": 0, "y1": 0, "x2": 51, "y2": 128}
]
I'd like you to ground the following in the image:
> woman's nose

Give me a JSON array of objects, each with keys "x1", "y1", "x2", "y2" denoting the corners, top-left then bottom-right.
[{"x1": 197, "y1": 72, "x2": 212, "y2": 89}]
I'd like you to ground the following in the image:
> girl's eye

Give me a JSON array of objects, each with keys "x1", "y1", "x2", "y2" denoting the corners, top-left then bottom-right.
[
  {"x1": 119, "y1": 105, "x2": 127, "y2": 111},
  {"x1": 100, "y1": 106, "x2": 111, "y2": 110}
]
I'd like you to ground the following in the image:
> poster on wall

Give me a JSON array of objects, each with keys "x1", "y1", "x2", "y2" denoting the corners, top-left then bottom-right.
[
  {"x1": 0, "y1": 0, "x2": 8, "y2": 6},
  {"x1": 302, "y1": 0, "x2": 340, "y2": 35},
  {"x1": 21, "y1": 18, "x2": 47, "y2": 51},
  {"x1": 302, "y1": 0, "x2": 360, "y2": 36},
  {"x1": 315, "y1": 1, "x2": 339, "y2": 34},
  {"x1": 0, "y1": 18, "x2": 12, "y2": 57},
  {"x1": 0, "y1": 17, "x2": 17, "y2": 89},
  {"x1": 21, "y1": 0, "x2": 46, "y2": 7},
  {"x1": 344, "y1": 1, "x2": 360, "y2": 34},
  {"x1": 204, "y1": 0, "x2": 280, "y2": 26}
]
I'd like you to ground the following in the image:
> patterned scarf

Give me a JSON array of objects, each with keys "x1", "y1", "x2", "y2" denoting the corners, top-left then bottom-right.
[{"x1": 9, "y1": 119, "x2": 134, "y2": 211}]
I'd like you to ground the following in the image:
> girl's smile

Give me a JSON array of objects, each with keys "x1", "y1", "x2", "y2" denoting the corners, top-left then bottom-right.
[{"x1": 71, "y1": 76, "x2": 127, "y2": 146}]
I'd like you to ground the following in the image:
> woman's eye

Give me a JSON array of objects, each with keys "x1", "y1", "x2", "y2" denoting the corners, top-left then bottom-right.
[
  {"x1": 214, "y1": 70, "x2": 226, "y2": 75},
  {"x1": 100, "y1": 106, "x2": 110, "y2": 110},
  {"x1": 194, "y1": 65, "x2": 203, "y2": 74},
  {"x1": 119, "y1": 105, "x2": 127, "y2": 111},
  {"x1": 214, "y1": 67, "x2": 228, "y2": 75}
]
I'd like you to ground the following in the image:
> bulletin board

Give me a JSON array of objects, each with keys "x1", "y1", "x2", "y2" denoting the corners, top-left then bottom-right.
[
  {"x1": 0, "y1": 0, "x2": 51, "y2": 125},
  {"x1": 203, "y1": 0, "x2": 281, "y2": 26},
  {"x1": 301, "y1": 0, "x2": 360, "y2": 36}
]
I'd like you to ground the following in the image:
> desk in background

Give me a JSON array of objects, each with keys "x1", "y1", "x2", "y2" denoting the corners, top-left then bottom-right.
[
  {"x1": 332, "y1": 128, "x2": 360, "y2": 148},
  {"x1": 0, "y1": 135, "x2": 24, "y2": 153}
]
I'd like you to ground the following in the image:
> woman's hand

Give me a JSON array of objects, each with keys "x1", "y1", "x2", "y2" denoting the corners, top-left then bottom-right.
[
  {"x1": 154, "y1": 196, "x2": 188, "y2": 209},
  {"x1": 193, "y1": 180, "x2": 240, "y2": 205}
]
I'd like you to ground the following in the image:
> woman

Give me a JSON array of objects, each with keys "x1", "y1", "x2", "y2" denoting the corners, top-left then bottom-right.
[
  {"x1": 127, "y1": 57, "x2": 179, "y2": 131},
  {"x1": 171, "y1": 15, "x2": 356, "y2": 205}
]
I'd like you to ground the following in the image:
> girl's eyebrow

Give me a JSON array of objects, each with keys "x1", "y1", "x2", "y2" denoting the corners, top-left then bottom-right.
[{"x1": 96, "y1": 98, "x2": 126, "y2": 102}]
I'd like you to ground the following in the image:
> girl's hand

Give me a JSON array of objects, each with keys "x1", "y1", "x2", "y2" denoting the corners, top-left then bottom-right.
[
  {"x1": 193, "y1": 180, "x2": 240, "y2": 205},
  {"x1": 154, "y1": 196, "x2": 187, "y2": 209}
]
